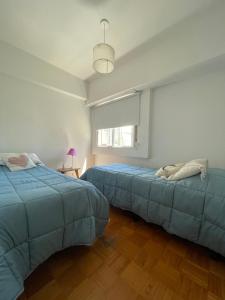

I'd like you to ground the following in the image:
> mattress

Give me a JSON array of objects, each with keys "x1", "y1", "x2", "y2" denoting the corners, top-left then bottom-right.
[
  {"x1": 81, "y1": 163, "x2": 225, "y2": 257},
  {"x1": 0, "y1": 165, "x2": 109, "y2": 300}
]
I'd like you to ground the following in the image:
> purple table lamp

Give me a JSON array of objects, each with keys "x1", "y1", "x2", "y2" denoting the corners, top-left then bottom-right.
[{"x1": 67, "y1": 148, "x2": 77, "y2": 168}]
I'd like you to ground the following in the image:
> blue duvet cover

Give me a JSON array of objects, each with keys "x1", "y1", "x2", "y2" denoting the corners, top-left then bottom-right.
[
  {"x1": 0, "y1": 165, "x2": 109, "y2": 300},
  {"x1": 81, "y1": 164, "x2": 225, "y2": 257}
]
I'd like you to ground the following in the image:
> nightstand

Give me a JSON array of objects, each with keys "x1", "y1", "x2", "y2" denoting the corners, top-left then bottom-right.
[{"x1": 57, "y1": 167, "x2": 80, "y2": 178}]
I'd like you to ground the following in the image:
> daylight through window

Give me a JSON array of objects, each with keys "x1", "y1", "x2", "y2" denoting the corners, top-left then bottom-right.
[{"x1": 97, "y1": 126, "x2": 134, "y2": 148}]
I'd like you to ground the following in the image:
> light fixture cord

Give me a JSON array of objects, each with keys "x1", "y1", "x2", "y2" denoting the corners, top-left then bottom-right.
[{"x1": 103, "y1": 22, "x2": 106, "y2": 43}]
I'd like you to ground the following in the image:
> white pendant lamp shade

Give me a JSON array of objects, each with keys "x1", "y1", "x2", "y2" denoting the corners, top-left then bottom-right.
[
  {"x1": 93, "y1": 43, "x2": 115, "y2": 74},
  {"x1": 93, "y1": 19, "x2": 115, "y2": 74}
]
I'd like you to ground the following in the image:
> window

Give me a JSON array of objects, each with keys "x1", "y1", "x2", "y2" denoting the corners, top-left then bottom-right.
[
  {"x1": 97, "y1": 128, "x2": 113, "y2": 147},
  {"x1": 113, "y1": 126, "x2": 134, "y2": 148},
  {"x1": 97, "y1": 125, "x2": 135, "y2": 148}
]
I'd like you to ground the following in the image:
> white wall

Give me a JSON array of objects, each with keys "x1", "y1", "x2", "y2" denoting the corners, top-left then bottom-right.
[
  {"x1": 0, "y1": 73, "x2": 91, "y2": 171},
  {"x1": 88, "y1": 1, "x2": 225, "y2": 104},
  {"x1": 95, "y1": 69, "x2": 225, "y2": 169}
]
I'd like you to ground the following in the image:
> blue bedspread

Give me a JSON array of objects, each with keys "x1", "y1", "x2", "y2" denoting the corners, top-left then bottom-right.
[
  {"x1": 0, "y1": 165, "x2": 109, "y2": 300},
  {"x1": 81, "y1": 164, "x2": 225, "y2": 256}
]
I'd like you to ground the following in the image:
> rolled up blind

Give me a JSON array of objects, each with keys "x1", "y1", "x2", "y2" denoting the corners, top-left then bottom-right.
[{"x1": 91, "y1": 94, "x2": 140, "y2": 130}]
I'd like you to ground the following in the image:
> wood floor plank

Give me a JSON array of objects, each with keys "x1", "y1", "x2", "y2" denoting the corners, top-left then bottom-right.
[
  {"x1": 180, "y1": 260, "x2": 209, "y2": 288},
  {"x1": 151, "y1": 260, "x2": 182, "y2": 292},
  {"x1": 90, "y1": 264, "x2": 118, "y2": 291},
  {"x1": 67, "y1": 278, "x2": 101, "y2": 300},
  {"x1": 106, "y1": 278, "x2": 139, "y2": 300},
  {"x1": 121, "y1": 261, "x2": 150, "y2": 293},
  {"x1": 208, "y1": 272, "x2": 223, "y2": 299}
]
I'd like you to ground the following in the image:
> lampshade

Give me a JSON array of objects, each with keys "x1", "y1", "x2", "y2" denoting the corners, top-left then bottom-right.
[
  {"x1": 67, "y1": 148, "x2": 77, "y2": 156},
  {"x1": 93, "y1": 43, "x2": 115, "y2": 74}
]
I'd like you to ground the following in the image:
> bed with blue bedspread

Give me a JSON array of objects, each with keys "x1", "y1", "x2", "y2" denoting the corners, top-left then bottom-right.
[
  {"x1": 0, "y1": 165, "x2": 109, "y2": 300},
  {"x1": 81, "y1": 163, "x2": 225, "y2": 257}
]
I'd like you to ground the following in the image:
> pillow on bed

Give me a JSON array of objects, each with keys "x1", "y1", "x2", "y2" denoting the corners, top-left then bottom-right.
[
  {"x1": 28, "y1": 153, "x2": 44, "y2": 166},
  {"x1": 167, "y1": 159, "x2": 207, "y2": 181},
  {"x1": 2, "y1": 153, "x2": 36, "y2": 171}
]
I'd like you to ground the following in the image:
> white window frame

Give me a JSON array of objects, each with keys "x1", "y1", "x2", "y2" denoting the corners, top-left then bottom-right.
[
  {"x1": 96, "y1": 125, "x2": 136, "y2": 149},
  {"x1": 96, "y1": 128, "x2": 113, "y2": 147}
]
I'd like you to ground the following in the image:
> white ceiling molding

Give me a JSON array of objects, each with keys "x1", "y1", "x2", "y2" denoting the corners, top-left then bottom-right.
[{"x1": 0, "y1": 41, "x2": 87, "y2": 101}]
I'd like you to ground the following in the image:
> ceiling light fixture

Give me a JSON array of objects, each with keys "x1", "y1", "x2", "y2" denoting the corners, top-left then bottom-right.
[{"x1": 93, "y1": 19, "x2": 115, "y2": 74}]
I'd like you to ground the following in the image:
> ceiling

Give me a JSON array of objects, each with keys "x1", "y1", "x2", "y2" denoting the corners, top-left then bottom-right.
[{"x1": 0, "y1": 0, "x2": 216, "y2": 80}]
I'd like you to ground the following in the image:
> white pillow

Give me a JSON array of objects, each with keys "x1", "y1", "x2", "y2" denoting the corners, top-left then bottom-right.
[
  {"x1": 167, "y1": 159, "x2": 208, "y2": 181},
  {"x1": 2, "y1": 153, "x2": 36, "y2": 171},
  {"x1": 0, "y1": 153, "x2": 44, "y2": 166},
  {"x1": 28, "y1": 153, "x2": 44, "y2": 166}
]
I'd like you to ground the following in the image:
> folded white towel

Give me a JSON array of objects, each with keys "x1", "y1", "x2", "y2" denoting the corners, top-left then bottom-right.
[{"x1": 155, "y1": 163, "x2": 184, "y2": 178}]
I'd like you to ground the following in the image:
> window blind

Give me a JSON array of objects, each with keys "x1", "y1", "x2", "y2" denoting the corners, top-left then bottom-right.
[{"x1": 91, "y1": 94, "x2": 140, "y2": 130}]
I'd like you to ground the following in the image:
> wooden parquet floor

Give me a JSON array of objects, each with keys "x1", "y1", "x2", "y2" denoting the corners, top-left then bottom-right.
[{"x1": 18, "y1": 207, "x2": 225, "y2": 300}]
